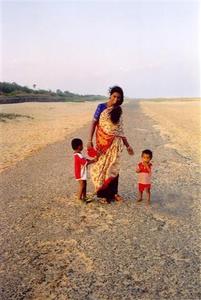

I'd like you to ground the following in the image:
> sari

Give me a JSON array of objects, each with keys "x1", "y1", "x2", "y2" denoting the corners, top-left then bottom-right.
[{"x1": 90, "y1": 107, "x2": 125, "y2": 200}]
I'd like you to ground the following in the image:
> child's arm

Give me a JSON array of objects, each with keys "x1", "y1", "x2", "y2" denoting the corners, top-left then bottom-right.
[
  {"x1": 146, "y1": 166, "x2": 151, "y2": 173},
  {"x1": 144, "y1": 162, "x2": 151, "y2": 173},
  {"x1": 136, "y1": 163, "x2": 142, "y2": 173},
  {"x1": 136, "y1": 167, "x2": 141, "y2": 173},
  {"x1": 86, "y1": 157, "x2": 98, "y2": 165}
]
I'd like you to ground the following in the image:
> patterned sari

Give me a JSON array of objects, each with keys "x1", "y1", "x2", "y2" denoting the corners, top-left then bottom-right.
[{"x1": 90, "y1": 107, "x2": 125, "y2": 199}]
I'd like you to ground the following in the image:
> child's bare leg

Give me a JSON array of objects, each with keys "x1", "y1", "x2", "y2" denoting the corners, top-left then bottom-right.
[
  {"x1": 78, "y1": 180, "x2": 85, "y2": 200},
  {"x1": 145, "y1": 188, "x2": 151, "y2": 205},
  {"x1": 82, "y1": 180, "x2": 87, "y2": 200},
  {"x1": 137, "y1": 191, "x2": 143, "y2": 202}
]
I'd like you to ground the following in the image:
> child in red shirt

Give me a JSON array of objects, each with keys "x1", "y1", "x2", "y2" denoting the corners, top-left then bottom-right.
[
  {"x1": 71, "y1": 138, "x2": 96, "y2": 202},
  {"x1": 136, "y1": 149, "x2": 153, "y2": 205}
]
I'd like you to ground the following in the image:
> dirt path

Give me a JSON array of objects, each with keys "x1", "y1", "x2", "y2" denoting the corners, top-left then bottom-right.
[{"x1": 0, "y1": 102, "x2": 200, "y2": 300}]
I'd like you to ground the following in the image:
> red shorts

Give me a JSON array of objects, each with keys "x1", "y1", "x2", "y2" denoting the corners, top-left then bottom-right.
[{"x1": 138, "y1": 183, "x2": 151, "y2": 192}]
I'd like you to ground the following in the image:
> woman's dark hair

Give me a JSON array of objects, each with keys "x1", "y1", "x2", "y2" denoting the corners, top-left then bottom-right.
[
  {"x1": 71, "y1": 138, "x2": 83, "y2": 150},
  {"x1": 110, "y1": 106, "x2": 122, "y2": 124},
  {"x1": 142, "y1": 149, "x2": 153, "y2": 159},
  {"x1": 109, "y1": 86, "x2": 124, "y2": 124}
]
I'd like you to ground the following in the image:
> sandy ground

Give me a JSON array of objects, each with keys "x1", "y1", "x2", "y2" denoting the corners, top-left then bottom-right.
[
  {"x1": 0, "y1": 101, "x2": 200, "y2": 299},
  {"x1": 0, "y1": 102, "x2": 98, "y2": 172},
  {"x1": 140, "y1": 100, "x2": 201, "y2": 165}
]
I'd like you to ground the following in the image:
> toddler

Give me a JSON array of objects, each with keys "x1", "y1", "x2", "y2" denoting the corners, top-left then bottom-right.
[{"x1": 136, "y1": 149, "x2": 153, "y2": 205}]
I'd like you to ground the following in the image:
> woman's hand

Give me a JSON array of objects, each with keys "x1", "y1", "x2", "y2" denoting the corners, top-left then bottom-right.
[
  {"x1": 122, "y1": 137, "x2": 134, "y2": 155},
  {"x1": 127, "y1": 146, "x2": 134, "y2": 155}
]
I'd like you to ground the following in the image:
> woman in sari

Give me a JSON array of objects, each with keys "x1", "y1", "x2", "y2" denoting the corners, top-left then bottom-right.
[{"x1": 87, "y1": 86, "x2": 134, "y2": 203}]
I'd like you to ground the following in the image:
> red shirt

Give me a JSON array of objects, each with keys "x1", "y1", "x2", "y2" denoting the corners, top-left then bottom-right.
[
  {"x1": 137, "y1": 162, "x2": 152, "y2": 184},
  {"x1": 74, "y1": 153, "x2": 87, "y2": 180}
]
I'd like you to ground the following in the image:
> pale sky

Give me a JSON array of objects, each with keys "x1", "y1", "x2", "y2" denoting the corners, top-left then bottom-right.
[{"x1": 0, "y1": 0, "x2": 200, "y2": 97}]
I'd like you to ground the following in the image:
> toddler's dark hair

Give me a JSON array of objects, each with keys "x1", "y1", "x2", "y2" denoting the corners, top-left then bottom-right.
[
  {"x1": 71, "y1": 138, "x2": 83, "y2": 150},
  {"x1": 142, "y1": 149, "x2": 153, "y2": 159}
]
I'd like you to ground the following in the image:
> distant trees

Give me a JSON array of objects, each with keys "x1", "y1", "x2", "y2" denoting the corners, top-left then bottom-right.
[
  {"x1": 0, "y1": 82, "x2": 32, "y2": 94},
  {"x1": 64, "y1": 90, "x2": 74, "y2": 97},
  {"x1": 0, "y1": 81, "x2": 106, "y2": 103},
  {"x1": 56, "y1": 89, "x2": 63, "y2": 96}
]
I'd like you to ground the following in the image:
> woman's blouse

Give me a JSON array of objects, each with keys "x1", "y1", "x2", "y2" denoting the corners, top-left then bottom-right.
[{"x1": 93, "y1": 103, "x2": 107, "y2": 121}]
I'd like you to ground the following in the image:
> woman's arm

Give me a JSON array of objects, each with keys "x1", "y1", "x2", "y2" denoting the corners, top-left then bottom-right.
[
  {"x1": 87, "y1": 119, "x2": 98, "y2": 149},
  {"x1": 122, "y1": 137, "x2": 134, "y2": 155},
  {"x1": 87, "y1": 103, "x2": 104, "y2": 149}
]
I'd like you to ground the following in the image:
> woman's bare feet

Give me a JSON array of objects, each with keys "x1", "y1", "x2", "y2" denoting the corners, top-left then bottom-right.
[
  {"x1": 99, "y1": 198, "x2": 109, "y2": 204},
  {"x1": 114, "y1": 194, "x2": 124, "y2": 202},
  {"x1": 136, "y1": 198, "x2": 143, "y2": 203}
]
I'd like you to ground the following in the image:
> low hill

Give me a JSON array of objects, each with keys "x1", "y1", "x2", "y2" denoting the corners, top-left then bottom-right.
[{"x1": 0, "y1": 82, "x2": 106, "y2": 104}]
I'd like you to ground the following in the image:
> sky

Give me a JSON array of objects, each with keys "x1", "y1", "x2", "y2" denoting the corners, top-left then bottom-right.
[{"x1": 0, "y1": 0, "x2": 200, "y2": 98}]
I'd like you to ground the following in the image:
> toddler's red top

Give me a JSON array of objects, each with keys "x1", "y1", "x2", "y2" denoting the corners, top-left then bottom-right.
[
  {"x1": 74, "y1": 152, "x2": 87, "y2": 180},
  {"x1": 137, "y1": 162, "x2": 152, "y2": 184}
]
